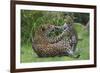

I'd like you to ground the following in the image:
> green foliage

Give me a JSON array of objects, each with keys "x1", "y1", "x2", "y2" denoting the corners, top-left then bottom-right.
[
  {"x1": 21, "y1": 10, "x2": 63, "y2": 45},
  {"x1": 73, "y1": 23, "x2": 89, "y2": 59},
  {"x1": 21, "y1": 10, "x2": 89, "y2": 63},
  {"x1": 74, "y1": 13, "x2": 89, "y2": 25}
]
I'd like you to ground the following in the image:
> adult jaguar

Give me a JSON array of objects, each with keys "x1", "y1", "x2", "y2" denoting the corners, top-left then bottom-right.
[{"x1": 32, "y1": 23, "x2": 80, "y2": 58}]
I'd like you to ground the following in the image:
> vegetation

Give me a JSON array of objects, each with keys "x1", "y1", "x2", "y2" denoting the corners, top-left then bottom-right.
[{"x1": 21, "y1": 10, "x2": 89, "y2": 63}]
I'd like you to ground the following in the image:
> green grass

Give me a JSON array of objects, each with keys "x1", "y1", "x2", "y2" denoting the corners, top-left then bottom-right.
[{"x1": 21, "y1": 23, "x2": 89, "y2": 63}]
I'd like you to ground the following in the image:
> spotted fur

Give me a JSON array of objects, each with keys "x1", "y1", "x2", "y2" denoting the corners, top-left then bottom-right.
[{"x1": 32, "y1": 23, "x2": 79, "y2": 58}]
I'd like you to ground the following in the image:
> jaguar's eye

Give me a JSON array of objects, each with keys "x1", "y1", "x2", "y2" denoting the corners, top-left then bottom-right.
[{"x1": 48, "y1": 25, "x2": 51, "y2": 28}]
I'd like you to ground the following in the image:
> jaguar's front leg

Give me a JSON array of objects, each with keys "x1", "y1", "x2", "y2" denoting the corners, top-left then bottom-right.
[{"x1": 66, "y1": 48, "x2": 80, "y2": 58}]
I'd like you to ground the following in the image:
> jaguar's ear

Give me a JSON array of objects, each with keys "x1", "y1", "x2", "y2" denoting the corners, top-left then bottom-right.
[{"x1": 41, "y1": 25, "x2": 45, "y2": 31}]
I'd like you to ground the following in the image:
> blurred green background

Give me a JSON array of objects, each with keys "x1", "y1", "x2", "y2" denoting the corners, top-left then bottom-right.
[{"x1": 21, "y1": 10, "x2": 89, "y2": 63}]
